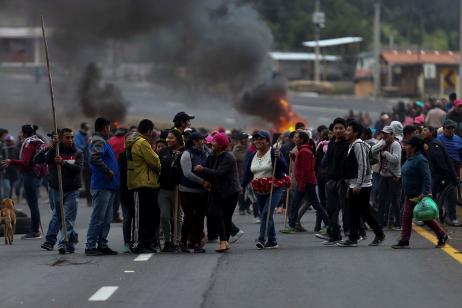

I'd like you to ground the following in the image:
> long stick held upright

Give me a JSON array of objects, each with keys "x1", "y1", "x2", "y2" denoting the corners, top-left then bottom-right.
[
  {"x1": 41, "y1": 16, "x2": 68, "y2": 244},
  {"x1": 264, "y1": 140, "x2": 281, "y2": 243}
]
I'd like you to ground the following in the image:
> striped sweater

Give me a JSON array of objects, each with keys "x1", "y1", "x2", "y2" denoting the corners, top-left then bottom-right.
[{"x1": 347, "y1": 139, "x2": 372, "y2": 189}]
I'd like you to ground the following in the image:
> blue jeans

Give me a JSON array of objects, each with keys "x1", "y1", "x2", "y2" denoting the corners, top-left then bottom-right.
[
  {"x1": 289, "y1": 184, "x2": 329, "y2": 228},
  {"x1": 86, "y1": 189, "x2": 115, "y2": 249},
  {"x1": 45, "y1": 189, "x2": 79, "y2": 247},
  {"x1": 23, "y1": 173, "x2": 41, "y2": 234},
  {"x1": 257, "y1": 187, "x2": 284, "y2": 243}
]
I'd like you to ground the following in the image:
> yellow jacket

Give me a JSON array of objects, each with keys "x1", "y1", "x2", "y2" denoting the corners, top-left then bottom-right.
[{"x1": 125, "y1": 132, "x2": 161, "y2": 190}]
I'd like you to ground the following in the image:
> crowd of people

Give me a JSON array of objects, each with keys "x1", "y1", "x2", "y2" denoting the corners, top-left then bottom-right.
[{"x1": 2, "y1": 93, "x2": 462, "y2": 255}]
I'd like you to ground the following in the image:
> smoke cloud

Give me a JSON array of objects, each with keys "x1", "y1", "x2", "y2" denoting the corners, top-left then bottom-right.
[{"x1": 23, "y1": 0, "x2": 275, "y2": 123}]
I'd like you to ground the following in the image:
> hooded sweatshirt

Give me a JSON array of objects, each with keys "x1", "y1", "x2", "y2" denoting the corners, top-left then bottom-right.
[
  {"x1": 345, "y1": 139, "x2": 372, "y2": 189},
  {"x1": 294, "y1": 144, "x2": 317, "y2": 191},
  {"x1": 125, "y1": 132, "x2": 161, "y2": 190}
]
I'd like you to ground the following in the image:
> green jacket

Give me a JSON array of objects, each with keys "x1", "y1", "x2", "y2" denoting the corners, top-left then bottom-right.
[{"x1": 125, "y1": 132, "x2": 161, "y2": 190}]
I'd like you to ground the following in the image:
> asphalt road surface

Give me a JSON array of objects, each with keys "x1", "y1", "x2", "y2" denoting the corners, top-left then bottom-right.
[{"x1": 1, "y1": 195, "x2": 462, "y2": 308}]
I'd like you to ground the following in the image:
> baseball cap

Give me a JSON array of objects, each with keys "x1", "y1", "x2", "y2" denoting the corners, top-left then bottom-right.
[
  {"x1": 173, "y1": 112, "x2": 195, "y2": 123},
  {"x1": 443, "y1": 119, "x2": 457, "y2": 128},
  {"x1": 252, "y1": 130, "x2": 271, "y2": 141},
  {"x1": 454, "y1": 99, "x2": 462, "y2": 107},
  {"x1": 381, "y1": 126, "x2": 394, "y2": 134}
]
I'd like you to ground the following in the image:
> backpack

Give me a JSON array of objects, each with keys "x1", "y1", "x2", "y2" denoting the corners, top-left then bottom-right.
[
  {"x1": 31, "y1": 141, "x2": 49, "y2": 177},
  {"x1": 169, "y1": 151, "x2": 189, "y2": 185}
]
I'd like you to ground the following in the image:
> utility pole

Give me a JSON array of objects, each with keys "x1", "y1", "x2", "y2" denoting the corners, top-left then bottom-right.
[
  {"x1": 459, "y1": 0, "x2": 462, "y2": 95},
  {"x1": 313, "y1": 0, "x2": 325, "y2": 82},
  {"x1": 373, "y1": 1, "x2": 381, "y2": 99}
]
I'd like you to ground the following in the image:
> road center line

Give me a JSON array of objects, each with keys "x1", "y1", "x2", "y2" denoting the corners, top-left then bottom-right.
[
  {"x1": 124, "y1": 270, "x2": 135, "y2": 273},
  {"x1": 413, "y1": 224, "x2": 462, "y2": 265},
  {"x1": 134, "y1": 253, "x2": 153, "y2": 261},
  {"x1": 88, "y1": 286, "x2": 118, "y2": 301}
]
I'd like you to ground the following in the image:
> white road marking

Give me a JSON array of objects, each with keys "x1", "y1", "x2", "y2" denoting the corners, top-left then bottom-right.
[
  {"x1": 124, "y1": 270, "x2": 135, "y2": 273},
  {"x1": 88, "y1": 286, "x2": 118, "y2": 301},
  {"x1": 134, "y1": 253, "x2": 153, "y2": 261}
]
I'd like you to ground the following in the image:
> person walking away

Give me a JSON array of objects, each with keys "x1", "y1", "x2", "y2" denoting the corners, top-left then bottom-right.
[
  {"x1": 286, "y1": 131, "x2": 329, "y2": 233},
  {"x1": 75, "y1": 122, "x2": 92, "y2": 207},
  {"x1": 178, "y1": 132, "x2": 210, "y2": 253},
  {"x1": 319, "y1": 118, "x2": 350, "y2": 245},
  {"x1": 371, "y1": 126, "x2": 402, "y2": 229},
  {"x1": 425, "y1": 102, "x2": 446, "y2": 128},
  {"x1": 337, "y1": 122, "x2": 385, "y2": 247},
  {"x1": 85, "y1": 118, "x2": 120, "y2": 256},
  {"x1": 241, "y1": 130, "x2": 288, "y2": 249},
  {"x1": 194, "y1": 133, "x2": 240, "y2": 252},
  {"x1": 392, "y1": 137, "x2": 448, "y2": 249},
  {"x1": 423, "y1": 126, "x2": 461, "y2": 226},
  {"x1": 158, "y1": 129, "x2": 184, "y2": 252},
  {"x1": 446, "y1": 99, "x2": 462, "y2": 137},
  {"x1": 40, "y1": 128, "x2": 82, "y2": 253},
  {"x1": 125, "y1": 120, "x2": 161, "y2": 253},
  {"x1": 1, "y1": 124, "x2": 47, "y2": 239}
]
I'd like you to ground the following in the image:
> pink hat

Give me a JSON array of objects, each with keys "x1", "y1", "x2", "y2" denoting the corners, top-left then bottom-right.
[
  {"x1": 212, "y1": 132, "x2": 230, "y2": 149},
  {"x1": 205, "y1": 135, "x2": 213, "y2": 144},
  {"x1": 455, "y1": 99, "x2": 462, "y2": 107},
  {"x1": 414, "y1": 114, "x2": 425, "y2": 125}
]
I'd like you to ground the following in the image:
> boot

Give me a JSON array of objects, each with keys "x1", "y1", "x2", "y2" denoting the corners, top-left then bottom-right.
[{"x1": 216, "y1": 241, "x2": 228, "y2": 253}]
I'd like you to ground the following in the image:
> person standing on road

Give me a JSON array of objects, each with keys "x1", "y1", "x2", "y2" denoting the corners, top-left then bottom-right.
[
  {"x1": 437, "y1": 120, "x2": 462, "y2": 177},
  {"x1": 178, "y1": 132, "x2": 210, "y2": 253},
  {"x1": 371, "y1": 126, "x2": 402, "y2": 229},
  {"x1": 194, "y1": 133, "x2": 241, "y2": 253},
  {"x1": 318, "y1": 118, "x2": 350, "y2": 245},
  {"x1": 40, "y1": 128, "x2": 83, "y2": 254},
  {"x1": 292, "y1": 131, "x2": 329, "y2": 232},
  {"x1": 125, "y1": 119, "x2": 161, "y2": 253},
  {"x1": 392, "y1": 136, "x2": 448, "y2": 249},
  {"x1": 108, "y1": 127, "x2": 128, "y2": 223},
  {"x1": 337, "y1": 121, "x2": 385, "y2": 247},
  {"x1": 241, "y1": 130, "x2": 288, "y2": 249},
  {"x1": 75, "y1": 122, "x2": 92, "y2": 207},
  {"x1": 2, "y1": 124, "x2": 47, "y2": 240},
  {"x1": 158, "y1": 129, "x2": 184, "y2": 252},
  {"x1": 85, "y1": 118, "x2": 120, "y2": 256}
]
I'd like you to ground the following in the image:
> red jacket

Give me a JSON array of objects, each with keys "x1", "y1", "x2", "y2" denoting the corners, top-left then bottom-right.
[
  {"x1": 108, "y1": 135, "x2": 126, "y2": 160},
  {"x1": 293, "y1": 144, "x2": 317, "y2": 191}
]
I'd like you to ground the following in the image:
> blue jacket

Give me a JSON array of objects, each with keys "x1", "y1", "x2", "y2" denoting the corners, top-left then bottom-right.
[
  {"x1": 437, "y1": 134, "x2": 462, "y2": 163},
  {"x1": 89, "y1": 133, "x2": 120, "y2": 190},
  {"x1": 401, "y1": 152, "x2": 431, "y2": 198},
  {"x1": 241, "y1": 148, "x2": 288, "y2": 189}
]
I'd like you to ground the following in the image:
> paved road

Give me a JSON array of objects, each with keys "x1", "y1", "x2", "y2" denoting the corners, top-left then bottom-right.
[{"x1": 1, "y1": 195, "x2": 462, "y2": 308}]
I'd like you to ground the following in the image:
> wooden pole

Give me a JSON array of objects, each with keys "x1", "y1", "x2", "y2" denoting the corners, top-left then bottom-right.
[
  {"x1": 41, "y1": 16, "x2": 68, "y2": 245},
  {"x1": 282, "y1": 159, "x2": 292, "y2": 230},
  {"x1": 264, "y1": 141, "x2": 281, "y2": 243}
]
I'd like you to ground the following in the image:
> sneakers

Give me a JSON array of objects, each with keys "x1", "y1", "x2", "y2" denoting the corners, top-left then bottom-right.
[
  {"x1": 230, "y1": 230, "x2": 244, "y2": 243},
  {"x1": 447, "y1": 220, "x2": 462, "y2": 227},
  {"x1": 85, "y1": 248, "x2": 103, "y2": 256},
  {"x1": 368, "y1": 234, "x2": 386, "y2": 246},
  {"x1": 294, "y1": 223, "x2": 307, "y2": 233},
  {"x1": 280, "y1": 227, "x2": 296, "y2": 234},
  {"x1": 358, "y1": 235, "x2": 367, "y2": 242},
  {"x1": 123, "y1": 243, "x2": 131, "y2": 253},
  {"x1": 436, "y1": 234, "x2": 449, "y2": 248},
  {"x1": 323, "y1": 237, "x2": 342, "y2": 246},
  {"x1": 391, "y1": 240, "x2": 410, "y2": 249},
  {"x1": 337, "y1": 239, "x2": 358, "y2": 247},
  {"x1": 58, "y1": 245, "x2": 66, "y2": 255},
  {"x1": 97, "y1": 247, "x2": 118, "y2": 255},
  {"x1": 162, "y1": 241, "x2": 176, "y2": 252},
  {"x1": 22, "y1": 233, "x2": 41, "y2": 240},
  {"x1": 315, "y1": 233, "x2": 329, "y2": 240},
  {"x1": 254, "y1": 217, "x2": 261, "y2": 224},
  {"x1": 40, "y1": 241, "x2": 54, "y2": 251},
  {"x1": 256, "y1": 240, "x2": 265, "y2": 249},
  {"x1": 264, "y1": 241, "x2": 279, "y2": 249}
]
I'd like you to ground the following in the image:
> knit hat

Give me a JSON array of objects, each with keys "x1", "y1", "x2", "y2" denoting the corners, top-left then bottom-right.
[{"x1": 212, "y1": 132, "x2": 230, "y2": 149}]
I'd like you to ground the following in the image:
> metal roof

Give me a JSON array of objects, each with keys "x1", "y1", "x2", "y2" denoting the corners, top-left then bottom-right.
[
  {"x1": 302, "y1": 37, "x2": 363, "y2": 48},
  {"x1": 269, "y1": 52, "x2": 339, "y2": 62},
  {"x1": 381, "y1": 50, "x2": 460, "y2": 65},
  {"x1": 0, "y1": 27, "x2": 43, "y2": 38}
]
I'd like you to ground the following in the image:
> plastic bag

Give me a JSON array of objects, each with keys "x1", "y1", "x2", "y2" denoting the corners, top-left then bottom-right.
[{"x1": 413, "y1": 197, "x2": 439, "y2": 221}]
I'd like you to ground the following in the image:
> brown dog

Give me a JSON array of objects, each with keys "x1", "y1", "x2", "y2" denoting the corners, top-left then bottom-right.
[{"x1": 1, "y1": 198, "x2": 16, "y2": 245}]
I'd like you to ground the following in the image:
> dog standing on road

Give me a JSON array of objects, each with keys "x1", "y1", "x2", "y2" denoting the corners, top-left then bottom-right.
[{"x1": 1, "y1": 198, "x2": 16, "y2": 245}]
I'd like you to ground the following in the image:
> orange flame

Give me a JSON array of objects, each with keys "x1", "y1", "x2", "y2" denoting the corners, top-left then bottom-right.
[{"x1": 276, "y1": 97, "x2": 306, "y2": 132}]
